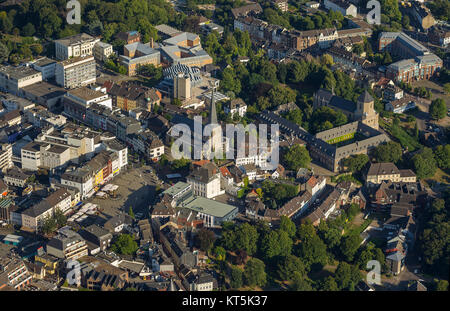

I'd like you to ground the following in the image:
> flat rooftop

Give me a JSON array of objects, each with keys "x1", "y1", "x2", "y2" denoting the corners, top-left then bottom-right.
[
  {"x1": 68, "y1": 87, "x2": 106, "y2": 101},
  {"x1": 0, "y1": 65, "x2": 41, "y2": 80},
  {"x1": 163, "y1": 182, "x2": 191, "y2": 197},
  {"x1": 181, "y1": 196, "x2": 237, "y2": 218}
]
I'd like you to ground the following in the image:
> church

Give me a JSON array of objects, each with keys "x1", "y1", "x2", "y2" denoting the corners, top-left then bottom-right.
[{"x1": 313, "y1": 89, "x2": 379, "y2": 130}]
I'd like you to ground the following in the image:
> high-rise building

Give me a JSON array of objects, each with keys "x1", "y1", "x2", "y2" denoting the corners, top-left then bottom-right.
[
  {"x1": 55, "y1": 56, "x2": 96, "y2": 89},
  {"x1": 173, "y1": 73, "x2": 191, "y2": 100},
  {"x1": 0, "y1": 144, "x2": 13, "y2": 172}
]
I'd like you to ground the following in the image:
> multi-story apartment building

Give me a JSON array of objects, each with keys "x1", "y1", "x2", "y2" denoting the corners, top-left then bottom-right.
[
  {"x1": 61, "y1": 166, "x2": 94, "y2": 199},
  {"x1": 46, "y1": 228, "x2": 88, "y2": 261},
  {"x1": 0, "y1": 254, "x2": 32, "y2": 290},
  {"x1": 187, "y1": 161, "x2": 224, "y2": 199},
  {"x1": 0, "y1": 144, "x2": 13, "y2": 172},
  {"x1": 127, "y1": 130, "x2": 164, "y2": 161},
  {"x1": 0, "y1": 65, "x2": 42, "y2": 95},
  {"x1": 18, "y1": 188, "x2": 72, "y2": 231},
  {"x1": 1, "y1": 94, "x2": 35, "y2": 112},
  {"x1": 54, "y1": 33, "x2": 100, "y2": 60},
  {"x1": 102, "y1": 139, "x2": 128, "y2": 174},
  {"x1": 55, "y1": 55, "x2": 96, "y2": 89}
]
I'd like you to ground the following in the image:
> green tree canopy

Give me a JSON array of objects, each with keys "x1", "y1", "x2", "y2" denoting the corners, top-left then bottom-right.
[
  {"x1": 244, "y1": 258, "x2": 267, "y2": 288},
  {"x1": 430, "y1": 98, "x2": 446, "y2": 120}
]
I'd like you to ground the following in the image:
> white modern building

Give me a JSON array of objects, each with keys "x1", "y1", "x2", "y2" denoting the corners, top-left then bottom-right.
[{"x1": 54, "y1": 33, "x2": 100, "y2": 60}]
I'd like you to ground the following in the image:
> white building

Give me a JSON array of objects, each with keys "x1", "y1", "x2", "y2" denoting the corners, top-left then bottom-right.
[
  {"x1": 21, "y1": 141, "x2": 42, "y2": 171},
  {"x1": 323, "y1": 0, "x2": 357, "y2": 17},
  {"x1": 19, "y1": 188, "x2": 72, "y2": 231},
  {"x1": 40, "y1": 144, "x2": 71, "y2": 170},
  {"x1": 65, "y1": 86, "x2": 112, "y2": 110},
  {"x1": 1, "y1": 94, "x2": 35, "y2": 112},
  {"x1": 61, "y1": 167, "x2": 94, "y2": 199},
  {"x1": 55, "y1": 56, "x2": 96, "y2": 89},
  {"x1": 102, "y1": 139, "x2": 128, "y2": 174},
  {"x1": 0, "y1": 143, "x2": 13, "y2": 172},
  {"x1": 0, "y1": 65, "x2": 42, "y2": 95},
  {"x1": 54, "y1": 33, "x2": 100, "y2": 60},
  {"x1": 93, "y1": 41, "x2": 114, "y2": 62},
  {"x1": 29, "y1": 57, "x2": 57, "y2": 80},
  {"x1": 187, "y1": 162, "x2": 224, "y2": 199}
]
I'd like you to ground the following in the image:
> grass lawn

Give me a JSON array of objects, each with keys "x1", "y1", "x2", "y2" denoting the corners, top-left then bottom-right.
[{"x1": 423, "y1": 168, "x2": 450, "y2": 187}]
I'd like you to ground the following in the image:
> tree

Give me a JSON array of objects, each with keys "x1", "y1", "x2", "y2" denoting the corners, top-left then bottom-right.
[
  {"x1": 277, "y1": 254, "x2": 306, "y2": 281},
  {"x1": 111, "y1": 234, "x2": 138, "y2": 255},
  {"x1": 335, "y1": 262, "x2": 362, "y2": 290},
  {"x1": 54, "y1": 209, "x2": 67, "y2": 227},
  {"x1": 340, "y1": 233, "x2": 362, "y2": 262},
  {"x1": 373, "y1": 141, "x2": 403, "y2": 163},
  {"x1": 233, "y1": 223, "x2": 259, "y2": 256},
  {"x1": 435, "y1": 279, "x2": 449, "y2": 291},
  {"x1": 318, "y1": 222, "x2": 342, "y2": 250},
  {"x1": 22, "y1": 22, "x2": 36, "y2": 36},
  {"x1": 283, "y1": 145, "x2": 311, "y2": 171},
  {"x1": 284, "y1": 109, "x2": 303, "y2": 127},
  {"x1": 41, "y1": 215, "x2": 57, "y2": 235},
  {"x1": 244, "y1": 258, "x2": 267, "y2": 287},
  {"x1": 429, "y1": 98, "x2": 446, "y2": 120},
  {"x1": 0, "y1": 42, "x2": 9, "y2": 62},
  {"x1": 235, "y1": 249, "x2": 248, "y2": 265},
  {"x1": 444, "y1": 83, "x2": 450, "y2": 95},
  {"x1": 342, "y1": 154, "x2": 369, "y2": 173},
  {"x1": 260, "y1": 231, "x2": 281, "y2": 260},
  {"x1": 412, "y1": 147, "x2": 437, "y2": 179},
  {"x1": 214, "y1": 246, "x2": 226, "y2": 261},
  {"x1": 197, "y1": 228, "x2": 216, "y2": 253},
  {"x1": 435, "y1": 145, "x2": 450, "y2": 170},
  {"x1": 230, "y1": 266, "x2": 243, "y2": 289},
  {"x1": 296, "y1": 234, "x2": 328, "y2": 270},
  {"x1": 31, "y1": 44, "x2": 43, "y2": 55},
  {"x1": 290, "y1": 272, "x2": 313, "y2": 291},
  {"x1": 352, "y1": 44, "x2": 364, "y2": 56},
  {"x1": 279, "y1": 216, "x2": 296, "y2": 238},
  {"x1": 319, "y1": 276, "x2": 339, "y2": 291}
]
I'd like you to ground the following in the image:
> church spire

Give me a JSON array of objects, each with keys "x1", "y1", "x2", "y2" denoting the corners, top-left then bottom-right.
[{"x1": 209, "y1": 80, "x2": 218, "y2": 125}]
